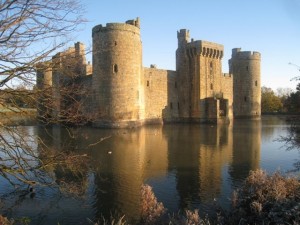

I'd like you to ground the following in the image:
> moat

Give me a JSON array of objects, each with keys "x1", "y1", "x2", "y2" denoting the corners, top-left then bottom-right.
[{"x1": 0, "y1": 116, "x2": 298, "y2": 224}]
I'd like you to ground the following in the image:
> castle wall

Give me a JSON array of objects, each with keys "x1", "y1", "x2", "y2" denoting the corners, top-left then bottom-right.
[
  {"x1": 221, "y1": 73, "x2": 233, "y2": 119},
  {"x1": 144, "y1": 67, "x2": 178, "y2": 123},
  {"x1": 92, "y1": 18, "x2": 143, "y2": 128}
]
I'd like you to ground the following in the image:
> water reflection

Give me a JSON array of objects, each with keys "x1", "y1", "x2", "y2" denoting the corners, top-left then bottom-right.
[
  {"x1": 230, "y1": 120, "x2": 261, "y2": 185},
  {"x1": 35, "y1": 122, "x2": 261, "y2": 222},
  {"x1": 3, "y1": 117, "x2": 296, "y2": 224}
]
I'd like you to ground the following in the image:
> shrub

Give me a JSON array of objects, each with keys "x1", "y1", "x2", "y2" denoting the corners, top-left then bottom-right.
[{"x1": 230, "y1": 169, "x2": 300, "y2": 225}]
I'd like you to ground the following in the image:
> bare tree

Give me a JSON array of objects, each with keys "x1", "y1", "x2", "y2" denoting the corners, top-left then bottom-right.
[
  {"x1": 0, "y1": 0, "x2": 85, "y2": 87},
  {"x1": 0, "y1": 0, "x2": 94, "y2": 192}
]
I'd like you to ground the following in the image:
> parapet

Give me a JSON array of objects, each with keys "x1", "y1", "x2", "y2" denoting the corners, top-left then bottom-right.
[
  {"x1": 231, "y1": 48, "x2": 260, "y2": 60},
  {"x1": 126, "y1": 17, "x2": 140, "y2": 28},
  {"x1": 184, "y1": 40, "x2": 224, "y2": 59},
  {"x1": 92, "y1": 18, "x2": 140, "y2": 36}
]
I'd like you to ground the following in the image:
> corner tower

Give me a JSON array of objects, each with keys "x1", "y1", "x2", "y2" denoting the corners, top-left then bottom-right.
[
  {"x1": 92, "y1": 18, "x2": 143, "y2": 127},
  {"x1": 230, "y1": 48, "x2": 261, "y2": 118}
]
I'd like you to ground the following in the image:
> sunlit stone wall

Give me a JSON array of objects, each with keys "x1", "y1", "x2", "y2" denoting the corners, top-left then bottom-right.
[{"x1": 143, "y1": 67, "x2": 179, "y2": 123}]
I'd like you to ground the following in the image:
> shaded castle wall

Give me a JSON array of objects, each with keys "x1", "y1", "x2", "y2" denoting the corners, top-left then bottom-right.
[
  {"x1": 92, "y1": 18, "x2": 144, "y2": 128},
  {"x1": 36, "y1": 62, "x2": 53, "y2": 121},
  {"x1": 36, "y1": 42, "x2": 92, "y2": 124},
  {"x1": 221, "y1": 73, "x2": 233, "y2": 119},
  {"x1": 143, "y1": 67, "x2": 178, "y2": 123},
  {"x1": 176, "y1": 29, "x2": 191, "y2": 120},
  {"x1": 78, "y1": 75, "x2": 93, "y2": 116},
  {"x1": 230, "y1": 48, "x2": 261, "y2": 118}
]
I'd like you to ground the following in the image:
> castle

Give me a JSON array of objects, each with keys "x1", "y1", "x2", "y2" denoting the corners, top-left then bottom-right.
[{"x1": 36, "y1": 18, "x2": 261, "y2": 128}]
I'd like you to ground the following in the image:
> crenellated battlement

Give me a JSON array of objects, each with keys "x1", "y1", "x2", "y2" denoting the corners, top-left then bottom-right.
[
  {"x1": 232, "y1": 48, "x2": 260, "y2": 60},
  {"x1": 184, "y1": 40, "x2": 224, "y2": 59},
  {"x1": 92, "y1": 18, "x2": 140, "y2": 37}
]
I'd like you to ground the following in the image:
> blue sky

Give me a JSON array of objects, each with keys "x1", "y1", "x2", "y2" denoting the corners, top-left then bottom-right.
[{"x1": 76, "y1": 0, "x2": 300, "y2": 91}]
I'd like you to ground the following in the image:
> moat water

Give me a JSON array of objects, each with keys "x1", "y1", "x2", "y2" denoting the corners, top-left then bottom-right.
[{"x1": 0, "y1": 116, "x2": 299, "y2": 224}]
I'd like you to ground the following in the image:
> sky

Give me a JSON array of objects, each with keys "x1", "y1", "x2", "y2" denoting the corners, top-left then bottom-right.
[{"x1": 75, "y1": 0, "x2": 300, "y2": 91}]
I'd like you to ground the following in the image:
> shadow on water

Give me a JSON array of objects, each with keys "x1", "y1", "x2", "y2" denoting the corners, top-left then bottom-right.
[{"x1": 0, "y1": 116, "x2": 297, "y2": 224}]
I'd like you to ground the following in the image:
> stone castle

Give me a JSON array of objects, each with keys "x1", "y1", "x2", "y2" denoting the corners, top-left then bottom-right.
[{"x1": 37, "y1": 17, "x2": 261, "y2": 128}]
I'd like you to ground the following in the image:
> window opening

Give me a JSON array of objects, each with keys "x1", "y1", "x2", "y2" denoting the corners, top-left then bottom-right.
[{"x1": 113, "y1": 64, "x2": 118, "y2": 73}]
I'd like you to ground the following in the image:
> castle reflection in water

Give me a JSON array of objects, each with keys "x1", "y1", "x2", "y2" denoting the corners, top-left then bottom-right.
[{"x1": 37, "y1": 120, "x2": 261, "y2": 222}]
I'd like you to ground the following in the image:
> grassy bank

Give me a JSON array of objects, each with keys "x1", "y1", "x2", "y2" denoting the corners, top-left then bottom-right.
[{"x1": 0, "y1": 107, "x2": 37, "y2": 126}]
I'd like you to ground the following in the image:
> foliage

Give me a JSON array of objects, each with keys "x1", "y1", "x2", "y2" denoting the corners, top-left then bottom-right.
[
  {"x1": 284, "y1": 83, "x2": 300, "y2": 113},
  {"x1": 0, "y1": 215, "x2": 31, "y2": 225},
  {"x1": 0, "y1": 215, "x2": 13, "y2": 225},
  {"x1": 141, "y1": 184, "x2": 166, "y2": 224},
  {"x1": 261, "y1": 86, "x2": 283, "y2": 113},
  {"x1": 230, "y1": 169, "x2": 300, "y2": 225},
  {"x1": 140, "y1": 184, "x2": 218, "y2": 225}
]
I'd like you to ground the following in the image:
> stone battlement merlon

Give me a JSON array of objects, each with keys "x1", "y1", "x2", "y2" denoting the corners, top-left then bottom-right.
[
  {"x1": 92, "y1": 18, "x2": 140, "y2": 37},
  {"x1": 125, "y1": 17, "x2": 140, "y2": 28}
]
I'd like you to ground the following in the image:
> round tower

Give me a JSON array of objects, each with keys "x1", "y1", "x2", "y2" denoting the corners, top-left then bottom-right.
[
  {"x1": 230, "y1": 48, "x2": 261, "y2": 118},
  {"x1": 92, "y1": 18, "x2": 143, "y2": 127}
]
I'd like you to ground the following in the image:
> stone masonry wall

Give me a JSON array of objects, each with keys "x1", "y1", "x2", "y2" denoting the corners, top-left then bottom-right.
[
  {"x1": 221, "y1": 73, "x2": 233, "y2": 118},
  {"x1": 144, "y1": 67, "x2": 178, "y2": 123}
]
